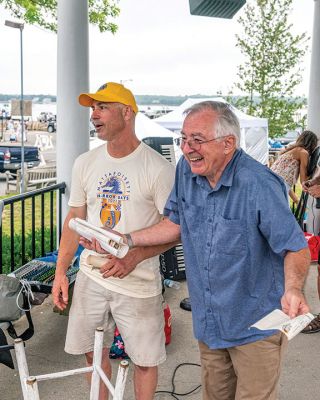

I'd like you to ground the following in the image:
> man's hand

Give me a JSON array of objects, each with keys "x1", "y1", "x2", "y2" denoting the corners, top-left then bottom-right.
[
  {"x1": 99, "y1": 251, "x2": 138, "y2": 279},
  {"x1": 52, "y1": 274, "x2": 69, "y2": 310},
  {"x1": 281, "y1": 288, "x2": 310, "y2": 319},
  {"x1": 79, "y1": 237, "x2": 109, "y2": 254},
  {"x1": 53, "y1": 206, "x2": 86, "y2": 310},
  {"x1": 283, "y1": 248, "x2": 310, "y2": 318}
]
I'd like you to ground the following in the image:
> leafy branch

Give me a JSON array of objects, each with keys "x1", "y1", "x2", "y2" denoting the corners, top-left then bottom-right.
[{"x1": 1, "y1": 0, "x2": 120, "y2": 33}]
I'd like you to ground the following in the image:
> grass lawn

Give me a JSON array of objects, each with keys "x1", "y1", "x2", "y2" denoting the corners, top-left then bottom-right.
[{"x1": 1, "y1": 192, "x2": 57, "y2": 235}]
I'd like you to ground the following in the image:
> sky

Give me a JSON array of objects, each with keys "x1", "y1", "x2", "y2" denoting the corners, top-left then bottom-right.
[{"x1": 0, "y1": 0, "x2": 315, "y2": 97}]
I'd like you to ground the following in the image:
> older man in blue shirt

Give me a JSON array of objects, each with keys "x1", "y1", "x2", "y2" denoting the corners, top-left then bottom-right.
[{"x1": 86, "y1": 101, "x2": 310, "y2": 400}]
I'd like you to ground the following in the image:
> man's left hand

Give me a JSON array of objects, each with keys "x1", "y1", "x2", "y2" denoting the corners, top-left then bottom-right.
[
  {"x1": 281, "y1": 288, "x2": 310, "y2": 318},
  {"x1": 99, "y1": 251, "x2": 138, "y2": 279}
]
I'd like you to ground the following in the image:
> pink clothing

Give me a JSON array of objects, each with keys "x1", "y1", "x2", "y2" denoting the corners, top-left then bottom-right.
[{"x1": 270, "y1": 152, "x2": 299, "y2": 187}]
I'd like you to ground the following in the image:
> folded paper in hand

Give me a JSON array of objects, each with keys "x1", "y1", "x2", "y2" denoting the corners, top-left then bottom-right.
[
  {"x1": 251, "y1": 309, "x2": 315, "y2": 340},
  {"x1": 69, "y1": 218, "x2": 129, "y2": 258}
]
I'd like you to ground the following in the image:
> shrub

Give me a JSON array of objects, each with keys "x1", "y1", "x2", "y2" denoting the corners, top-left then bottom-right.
[{"x1": 2, "y1": 227, "x2": 57, "y2": 274}]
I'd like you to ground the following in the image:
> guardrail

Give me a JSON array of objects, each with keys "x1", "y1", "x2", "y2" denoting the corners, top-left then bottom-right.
[{"x1": 0, "y1": 182, "x2": 66, "y2": 274}]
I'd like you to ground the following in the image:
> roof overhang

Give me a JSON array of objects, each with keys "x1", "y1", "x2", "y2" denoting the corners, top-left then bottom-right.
[{"x1": 189, "y1": 0, "x2": 246, "y2": 19}]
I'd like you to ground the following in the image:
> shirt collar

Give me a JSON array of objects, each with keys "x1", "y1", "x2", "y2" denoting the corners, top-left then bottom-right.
[{"x1": 191, "y1": 149, "x2": 243, "y2": 191}]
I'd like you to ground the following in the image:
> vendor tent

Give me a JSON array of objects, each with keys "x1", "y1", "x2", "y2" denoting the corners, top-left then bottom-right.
[
  {"x1": 135, "y1": 112, "x2": 176, "y2": 139},
  {"x1": 154, "y1": 97, "x2": 269, "y2": 165}
]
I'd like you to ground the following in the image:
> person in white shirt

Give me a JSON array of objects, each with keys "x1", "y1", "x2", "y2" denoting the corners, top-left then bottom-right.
[{"x1": 52, "y1": 82, "x2": 175, "y2": 400}]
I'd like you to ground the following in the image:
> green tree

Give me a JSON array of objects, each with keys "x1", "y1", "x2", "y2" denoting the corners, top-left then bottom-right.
[
  {"x1": 233, "y1": 0, "x2": 309, "y2": 137},
  {"x1": 1, "y1": 0, "x2": 120, "y2": 33}
]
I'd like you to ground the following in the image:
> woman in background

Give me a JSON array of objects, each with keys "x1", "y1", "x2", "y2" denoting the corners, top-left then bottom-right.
[{"x1": 271, "y1": 130, "x2": 318, "y2": 204}]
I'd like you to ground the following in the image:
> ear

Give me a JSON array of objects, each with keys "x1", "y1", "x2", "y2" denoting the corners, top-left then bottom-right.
[
  {"x1": 122, "y1": 105, "x2": 134, "y2": 121},
  {"x1": 223, "y1": 135, "x2": 236, "y2": 154}
]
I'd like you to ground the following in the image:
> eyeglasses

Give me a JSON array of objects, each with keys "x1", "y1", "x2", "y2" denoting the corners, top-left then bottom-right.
[{"x1": 173, "y1": 135, "x2": 229, "y2": 151}]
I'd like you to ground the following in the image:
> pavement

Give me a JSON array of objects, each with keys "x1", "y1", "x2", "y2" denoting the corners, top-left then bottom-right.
[{"x1": 1, "y1": 266, "x2": 320, "y2": 400}]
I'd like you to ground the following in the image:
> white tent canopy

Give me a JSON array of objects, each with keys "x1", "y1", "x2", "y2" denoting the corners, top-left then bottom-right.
[
  {"x1": 135, "y1": 112, "x2": 176, "y2": 139},
  {"x1": 154, "y1": 97, "x2": 269, "y2": 164}
]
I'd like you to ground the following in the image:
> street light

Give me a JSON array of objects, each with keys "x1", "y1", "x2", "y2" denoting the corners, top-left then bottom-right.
[
  {"x1": 5, "y1": 19, "x2": 25, "y2": 193},
  {"x1": 1, "y1": 109, "x2": 5, "y2": 141},
  {"x1": 120, "y1": 79, "x2": 133, "y2": 85}
]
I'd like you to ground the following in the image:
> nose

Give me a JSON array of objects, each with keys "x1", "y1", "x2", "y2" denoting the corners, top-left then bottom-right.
[
  {"x1": 183, "y1": 140, "x2": 197, "y2": 152},
  {"x1": 91, "y1": 108, "x2": 100, "y2": 120}
]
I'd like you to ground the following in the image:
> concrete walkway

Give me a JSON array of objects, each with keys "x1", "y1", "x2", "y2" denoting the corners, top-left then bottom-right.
[{"x1": 1, "y1": 265, "x2": 320, "y2": 400}]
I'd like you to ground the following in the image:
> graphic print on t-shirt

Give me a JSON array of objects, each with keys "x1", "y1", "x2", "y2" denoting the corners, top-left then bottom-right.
[{"x1": 97, "y1": 172, "x2": 130, "y2": 228}]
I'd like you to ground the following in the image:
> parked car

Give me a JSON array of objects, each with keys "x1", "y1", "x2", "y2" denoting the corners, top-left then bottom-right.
[
  {"x1": 0, "y1": 145, "x2": 40, "y2": 173},
  {"x1": 276, "y1": 130, "x2": 300, "y2": 146},
  {"x1": 38, "y1": 112, "x2": 55, "y2": 123}
]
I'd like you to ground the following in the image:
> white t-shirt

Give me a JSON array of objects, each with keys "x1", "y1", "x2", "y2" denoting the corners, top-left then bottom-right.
[{"x1": 69, "y1": 142, "x2": 175, "y2": 298}]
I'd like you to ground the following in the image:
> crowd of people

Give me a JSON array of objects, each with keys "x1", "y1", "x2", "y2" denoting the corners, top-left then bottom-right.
[{"x1": 52, "y1": 82, "x2": 318, "y2": 400}]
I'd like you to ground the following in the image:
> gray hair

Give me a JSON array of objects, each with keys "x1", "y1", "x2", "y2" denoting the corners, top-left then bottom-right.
[{"x1": 183, "y1": 101, "x2": 241, "y2": 148}]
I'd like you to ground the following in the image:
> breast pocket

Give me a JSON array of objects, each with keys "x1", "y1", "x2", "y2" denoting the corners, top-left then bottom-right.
[
  {"x1": 215, "y1": 217, "x2": 247, "y2": 256},
  {"x1": 181, "y1": 201, "x2": 204, "y2": 234}
]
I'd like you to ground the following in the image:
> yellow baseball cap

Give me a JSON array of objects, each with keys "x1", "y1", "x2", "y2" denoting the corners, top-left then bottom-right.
[{"x1": 79, "y1": 82, "x2": 138, "y2": 113}]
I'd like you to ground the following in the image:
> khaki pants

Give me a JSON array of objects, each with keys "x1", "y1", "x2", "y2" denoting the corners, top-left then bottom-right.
[{"x1": 199, "y1": 333, "x2": 287, "y2": 400}]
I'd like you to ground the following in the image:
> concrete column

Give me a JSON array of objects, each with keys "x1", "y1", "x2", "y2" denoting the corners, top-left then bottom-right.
[
  {"x1": 307, "y1": 0, "x2": 320, "y2": 137},
  {"x1": 57, "y1": 0, "x2": 89, "y2": 222},
  {"x1": 306, "y1": 0, "x2": 320, "y2": 234}
]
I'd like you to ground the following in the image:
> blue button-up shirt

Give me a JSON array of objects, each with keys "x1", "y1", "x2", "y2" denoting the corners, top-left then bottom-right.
[{"x1": 164, "y1": 149, "x2": 308, "y2": 349}]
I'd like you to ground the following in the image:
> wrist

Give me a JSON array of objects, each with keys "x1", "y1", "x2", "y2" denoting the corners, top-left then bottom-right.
[
  {"x1": 285, "y1": 286, "x2": 302, "y2": 292},
  {"x1": 124, "y1": 233, "x2": 135, "y2": 249},
  {"x1": 126, "y1": 247, "x2": 142, "y2": 264},
  {"x1": 55, "y1": 265, "x2": 69, "y2": 276}
]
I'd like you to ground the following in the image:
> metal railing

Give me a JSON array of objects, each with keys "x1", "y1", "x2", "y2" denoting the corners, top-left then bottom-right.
[{"x1": 0, "y1": 182, "x2": 66, "y2": 274}]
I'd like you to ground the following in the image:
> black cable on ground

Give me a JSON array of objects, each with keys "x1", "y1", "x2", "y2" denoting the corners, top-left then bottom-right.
[{"x1": 155, "y1": 362, "x2": 201, "y2": 399}]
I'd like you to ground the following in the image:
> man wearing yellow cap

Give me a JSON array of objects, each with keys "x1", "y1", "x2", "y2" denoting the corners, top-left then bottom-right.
[{"x1": 52, "y1": 82, "x2": 175, "y2": 399}]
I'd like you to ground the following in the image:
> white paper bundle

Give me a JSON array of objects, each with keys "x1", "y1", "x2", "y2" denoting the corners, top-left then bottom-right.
[
  {"x1": 251, "y1": 309, "x2": 315, "y2": 340},
  {"x1": 69, "y1": 218, "x2": 129, "y2": 258}
]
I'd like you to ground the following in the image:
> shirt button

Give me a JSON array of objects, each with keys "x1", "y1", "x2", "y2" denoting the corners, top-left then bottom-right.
[
  {"x1": 206, "y1": 242, "x2": 210, "y2": 247},
  {"x1": 206, "y1": 287, "x2": 210, "y2": 292},
  {"x1": 204, "y1": 266, "x2": 208, "y2": 270},
  {"x1": 208, "y1": 218, "x2": 213, "y2": 223},
  {"x1": 207, "y1": 308, "x2": 212, "y2": 313}
]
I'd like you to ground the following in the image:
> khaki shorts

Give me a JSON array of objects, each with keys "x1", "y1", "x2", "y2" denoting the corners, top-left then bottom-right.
[{"x1": 65, "y1": 270, "x2": 166, "y2": 367}]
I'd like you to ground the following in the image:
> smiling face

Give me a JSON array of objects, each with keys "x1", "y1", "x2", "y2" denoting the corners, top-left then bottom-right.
[
  {"x1": 90, "y1": 101, "x2": 127, "y2": 142},
  {"x1": 181, "y1": 109, "x2": 236, "y2": 186}
]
